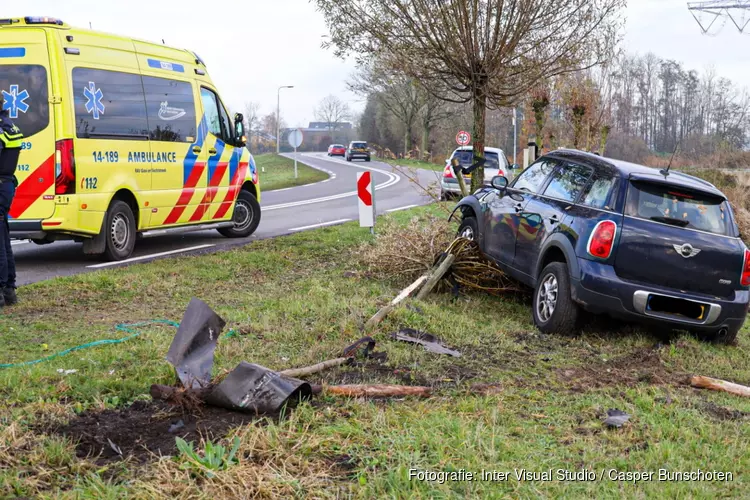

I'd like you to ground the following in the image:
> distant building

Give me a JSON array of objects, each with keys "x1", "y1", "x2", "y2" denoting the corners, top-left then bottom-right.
[{"x1": 280, "y1": 122, "x2": 356, "y2": 151}]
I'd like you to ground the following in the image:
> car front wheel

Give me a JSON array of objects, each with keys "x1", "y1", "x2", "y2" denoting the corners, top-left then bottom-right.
[
  {"x1": 218, "y1": 190, "x2": 261, "y2": 238},
  {"x1": 457, "y1": 216, "x2": 478, "y2": 241},
  {"x1": 533, "y1": 262, "x2": 580, "y2": 335}
]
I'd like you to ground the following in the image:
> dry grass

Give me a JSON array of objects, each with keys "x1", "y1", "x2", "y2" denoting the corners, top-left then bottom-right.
[
  {"x1": 360, "y1": 214, "x2": 520, "y2": 296},
  {"x1": 360, "y1": 214, "x2": 457, "y2": 282}
]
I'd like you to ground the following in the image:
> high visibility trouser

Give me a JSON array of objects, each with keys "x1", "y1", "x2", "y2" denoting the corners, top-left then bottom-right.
[{"x1": 0, "y1": 129, "x2": 23, "y2": 149}]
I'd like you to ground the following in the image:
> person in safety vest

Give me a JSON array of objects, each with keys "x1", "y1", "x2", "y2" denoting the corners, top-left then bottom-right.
[{"x1": 0, "y1": 107, "x2": 22, "y2": 308}]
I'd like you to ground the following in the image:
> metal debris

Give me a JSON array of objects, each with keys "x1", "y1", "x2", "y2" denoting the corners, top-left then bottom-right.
[
  {"x1": 205, "y1": 362, "x2": 312, "y2": 413},
  {"x1": 166, "y1": 298, "x2": 226, "y2": 389},
  {"x1": 604, "y1": 409, "x2": 631, "y2": 428},
  {"x1": 392, "y1": 328, "x2": 461, "y2": 357},
  {"x1": 107, "y1": 438, "x2": 123, "y2": 456}
]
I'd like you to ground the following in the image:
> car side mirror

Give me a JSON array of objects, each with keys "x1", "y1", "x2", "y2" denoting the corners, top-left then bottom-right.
[
  {"x1": 491, "y1": 175, "x2": 508, "y2": 190},
  {"x1": 234, "y1": 113, "x2": 246, "y2": 147},
  {"x1": 511, "y1": 163, "x2": 520, "y2": 170}
]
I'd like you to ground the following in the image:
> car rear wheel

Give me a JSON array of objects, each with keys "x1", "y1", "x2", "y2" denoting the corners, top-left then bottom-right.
[
  {"x1": 104, "y1": 200, "x2": 136, "y2": 261},
  {"x1": 218, "y1": 190, "x2": 261, "y2": 238},
  {"x1": 457, "y1": 216, "x2": 478, "y2": 241},
  {"x1": 533, "y1": 262, "x2": 580, "y2": 335}
]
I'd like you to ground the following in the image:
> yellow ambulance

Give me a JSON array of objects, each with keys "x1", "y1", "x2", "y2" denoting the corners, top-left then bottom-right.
[{"x1": 0, "y1": 16, "x2": 260, "y2": 260}]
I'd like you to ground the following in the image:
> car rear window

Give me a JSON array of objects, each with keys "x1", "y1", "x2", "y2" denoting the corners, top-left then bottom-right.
[
  {"x1": 625, "y1": 181, "x2": 732, "y2": 235},
  {"x1": 0, "y1": 64, "x2": 49, "y2": 137},
  {"x1": 454, "y1": 150, "x2": 500, "y2": 169},
  {"x1": 351, "y1": 142, "x2": 367, "y2": 148}
]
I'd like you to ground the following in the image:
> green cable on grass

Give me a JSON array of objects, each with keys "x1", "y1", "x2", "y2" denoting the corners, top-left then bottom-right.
[{"x1": 0, "y1": 320, "x2": 237, "y2": 369}]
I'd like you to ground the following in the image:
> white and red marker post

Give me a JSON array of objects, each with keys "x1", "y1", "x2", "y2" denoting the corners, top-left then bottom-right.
[{"x1": 357, "y1": 171, "x2": 375, "y2": 234}]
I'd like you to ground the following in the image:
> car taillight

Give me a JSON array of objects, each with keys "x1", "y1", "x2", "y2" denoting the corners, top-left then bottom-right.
[
  {"x1": 742, "y1": 249, "x2": 750, "y2": 286},
  {"x1": 55, "y1": 139, "x2": 76, "y2": 195},
  {"x1": 443, "y1": 164, "x2": 454, "y2": 179},
  {"x1": 588, "y1": 220, "x2": 617, "y2": 259}
]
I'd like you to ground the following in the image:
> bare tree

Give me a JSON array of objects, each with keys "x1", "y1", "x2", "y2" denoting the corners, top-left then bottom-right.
[
  {"x1": 316, "y1": 0, "x2": 626, "y2": 191},
  {"x1": 349, "y1": 60, "x2": 421, "y2": 155},
  {"x1": 244, "y1": 102, "x2": 261, "y2": 151},
  {"x1": 314, "y1": 95, "x2": 352, "y2": 138}
]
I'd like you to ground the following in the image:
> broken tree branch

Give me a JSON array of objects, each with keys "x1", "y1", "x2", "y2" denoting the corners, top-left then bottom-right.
[
  {"x1": 365, "y1": 275, "x2": 428, "y2": 329},
  {"x1": 415, "y1": 254, "x2": 456, "y2": 300},
  {"x1": 311, "y1": 384, "x2": 432, "y2": 398},
  {"x1": 279, "y1": 357, "x2": 351, "y2": 378},
  {"x1": 690, "y1": 375, "x2": 750, "y2": 398}
]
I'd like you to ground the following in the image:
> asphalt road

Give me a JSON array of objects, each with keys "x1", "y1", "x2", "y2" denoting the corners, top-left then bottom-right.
[{"x1": 13, "y1": 153, "x2": 441, "y2": 285}]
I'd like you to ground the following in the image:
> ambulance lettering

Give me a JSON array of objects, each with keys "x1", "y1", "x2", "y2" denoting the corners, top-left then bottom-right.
[{"x1": 127, "y1": 152, "x2": 177, "y2": 163}]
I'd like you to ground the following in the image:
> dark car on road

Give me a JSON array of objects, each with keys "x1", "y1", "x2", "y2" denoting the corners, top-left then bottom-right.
[
  {"x1": 452, "y1": 149, "x2": 749, "y2": 344},
  {"x1": 346, "y1": 141, "x2": 371, "y2": 162}
]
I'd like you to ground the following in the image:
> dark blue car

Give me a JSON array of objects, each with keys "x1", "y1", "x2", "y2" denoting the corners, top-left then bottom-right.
[{"x1": 452, "y1": 149, "x2": 749, "y2": 344}]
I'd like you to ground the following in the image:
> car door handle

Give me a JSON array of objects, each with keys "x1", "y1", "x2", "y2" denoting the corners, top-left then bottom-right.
[
  {"x1": 548, "y1": 215, "x2": 560, "y2": 224},
  {"x1": 192, "y1": 146, "x2": 202, "y2": 154},
  {"x1": 208, "y1": 148, "x2": 218, "y2": 155},
  {"x1": 514, "y1": 203, "x2": 523, "y2": 213}
]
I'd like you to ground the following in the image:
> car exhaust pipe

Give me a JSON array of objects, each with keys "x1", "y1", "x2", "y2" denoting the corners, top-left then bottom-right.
[{"x1": 718, "y1": 327, "x2": 729, "y2": 337}]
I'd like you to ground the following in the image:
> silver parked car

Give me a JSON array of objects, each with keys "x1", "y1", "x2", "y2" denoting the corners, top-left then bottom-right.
[{"x1": 440, "y1": 146, "x2": 516, "y2": 200}]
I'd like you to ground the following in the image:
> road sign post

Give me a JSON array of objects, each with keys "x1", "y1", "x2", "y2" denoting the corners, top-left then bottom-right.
[
  {"x1": 288, "y1": 129, "x2": 304, "y2": 178},
  {"x1": 357, "y1": 171, "x2": 375, "y2": 234}
]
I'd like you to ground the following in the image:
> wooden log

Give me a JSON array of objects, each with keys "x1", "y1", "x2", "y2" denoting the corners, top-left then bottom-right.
[
  {"x1": 365, "y1": 275, "x2": 428, "y2": 329},
  {"x1": 311, "y1": 384, "x2": 431, "y2": 398},
  {"x1": 690, "y1": 375, "x2": 750, "y2": 398},
  {"x1": 415, "y1": 254, "x2": 456, "y2": 300},
  {"x1": 279, "y1": 357, "x2": 350, "y2": 378}
]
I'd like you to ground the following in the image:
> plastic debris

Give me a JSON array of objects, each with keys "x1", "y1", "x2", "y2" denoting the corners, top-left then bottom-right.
[
  {"x1": 205, "y1": 362, "x2": 312, "y2": 413},
  {"x1": 604, "y1": 409, "x2": 631, "y2": 428},
  {"x1": 165, "y1": 298, "x2": 226, "y2": 389},
  {"x1": 57, "y1": 369, "x2": 78, "y2": 375},
  {"x1": 392, "y1": 328, "x2": 461, "y2": 357},
  {"x1": 168, "y1": 420, "x2": 185, "y2": 433}
]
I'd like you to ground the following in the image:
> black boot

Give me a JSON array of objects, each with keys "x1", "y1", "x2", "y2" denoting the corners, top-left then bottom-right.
[{"x1": 2, "y1": 287, "x2": 16, "y2": 306}]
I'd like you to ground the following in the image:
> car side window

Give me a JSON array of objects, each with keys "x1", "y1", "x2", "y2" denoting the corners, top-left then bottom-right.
[
  {"x1": 581, "y1": 173, "x2": 618, "y2": 210},
  {"x1": 511, "y1": 160, "x2": 557, "y2": 193},
  {"x1": 543, "y1": 163, "x2": 592, "y2": 202},
  {"x1": 200, "y1": 87, "x2": 232, "y2": 143}
]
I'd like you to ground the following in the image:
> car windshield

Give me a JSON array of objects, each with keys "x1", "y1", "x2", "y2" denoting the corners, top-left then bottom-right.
[
  {"x1": 351, "y1": 142, "x2": 367, "y2": 149},
  {"x1": 625, "y1": 181, "x2": 732, "y2": 236},
  {"x1": 453, "y1": 150, "x2": 500, "y2": 170}
]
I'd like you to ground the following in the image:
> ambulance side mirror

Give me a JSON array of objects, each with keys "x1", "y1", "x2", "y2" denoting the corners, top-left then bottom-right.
[{"x1": 234, "y1": 113, "x2": 246, "y2": 147}]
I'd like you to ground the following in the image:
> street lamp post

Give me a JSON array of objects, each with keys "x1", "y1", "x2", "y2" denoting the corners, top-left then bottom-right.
[{"x1": 277, "y1": 85, "x2": 294, "y2": 154}]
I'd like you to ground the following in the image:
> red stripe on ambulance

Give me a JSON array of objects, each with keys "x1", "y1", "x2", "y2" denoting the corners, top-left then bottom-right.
[
  {"x1": 163, "y1": 162, "x2": 206, "y2": 224},
  {"x1": 188, "y1": 162, "x2": 228, "y2": 222},
  {"x1": 213, "y1": 162, "x2": 248, "y2": 220},
  {"x1": 9, "y1": 155, "x2": 55, "y2": 219}
]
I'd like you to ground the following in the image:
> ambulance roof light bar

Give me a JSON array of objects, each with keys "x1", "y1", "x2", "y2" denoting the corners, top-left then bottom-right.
[{"x1": 24, "y1": 17, "x2": 64, "y2": 26}]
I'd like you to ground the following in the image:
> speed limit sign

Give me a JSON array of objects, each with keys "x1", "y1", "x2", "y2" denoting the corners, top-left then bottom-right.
[{"x1": 456, "y1": 130, "x2": 471, "y2": 146}]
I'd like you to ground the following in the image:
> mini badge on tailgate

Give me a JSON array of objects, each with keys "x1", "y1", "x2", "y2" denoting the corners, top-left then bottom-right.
[{"x1": 673, "y1": 243, "x2": 701, "y2": 259}]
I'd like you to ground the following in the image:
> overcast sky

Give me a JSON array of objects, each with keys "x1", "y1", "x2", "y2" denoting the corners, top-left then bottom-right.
[{"x1": 13, "y1": 0, "x2": 750, "y2": 127}]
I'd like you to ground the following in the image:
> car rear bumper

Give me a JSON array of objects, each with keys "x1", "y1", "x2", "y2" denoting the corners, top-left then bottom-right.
[
  {"x1": 571, "y1": 258, "x2": 749, "y2": 332},
  {"x1": 348, "y1": 152, "x2": 370, "y2": 159}
]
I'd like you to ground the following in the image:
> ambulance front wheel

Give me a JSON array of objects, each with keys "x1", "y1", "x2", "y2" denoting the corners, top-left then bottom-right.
[
  {"x1": 104, "y1": 200, "x2": 136, "y2": 261},
  {"x1": 218, "y1": 190, "x2": 261, "y2": 238}
]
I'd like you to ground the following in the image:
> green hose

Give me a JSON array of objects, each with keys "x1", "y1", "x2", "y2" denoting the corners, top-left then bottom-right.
[{"x1": 0, "y1": 320, "x2": 236, "y2": 369}]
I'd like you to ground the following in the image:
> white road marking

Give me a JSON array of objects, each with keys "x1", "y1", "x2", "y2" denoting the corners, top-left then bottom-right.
[
  {"x1": 289, "y1": 219, "x2": 351, "y2": 232},
  {"x1": 386, "y1": 204, "x2": 420, "y2": 213},
  {"x1": 266, "y1": 156, "x2": 400, "y2": 212},
  {"x1": 87, "y1": 244, "x2": 215, "y2": 269}
]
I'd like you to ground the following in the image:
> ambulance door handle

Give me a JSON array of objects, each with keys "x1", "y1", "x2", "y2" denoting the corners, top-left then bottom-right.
[
  {"x1": 208, "y1": 148, "x2": 218, "y2": 155},
  {"x1": 192, "y1": 146, "x2": 202, "y2": 154}
]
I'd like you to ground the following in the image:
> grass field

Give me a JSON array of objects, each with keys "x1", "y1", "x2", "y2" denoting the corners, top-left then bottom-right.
[
  {"x1": 255, "y1": 153, "x2": 329, "y2": 192},
  {"x1": 0, "y1": 204, "x2": 748, "y2": 498},
  {"x1": 386, "y1": 158, "x2": 445, "y2": 172}
]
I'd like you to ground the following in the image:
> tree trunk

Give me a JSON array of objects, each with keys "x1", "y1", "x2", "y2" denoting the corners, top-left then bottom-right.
[
  {"x1": 404, "y1": 129, "x2": 412, "y2": 157},
  {"x1": 421, "y1": 123, "x2": 430, "y2": 159},
  {"x1": 470, "y1": 92, "x2": 487, "y2": 193}
]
